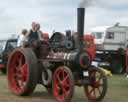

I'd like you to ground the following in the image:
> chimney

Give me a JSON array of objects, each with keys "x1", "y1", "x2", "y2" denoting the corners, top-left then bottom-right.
[{"x1": 77, "y1": 8, "x2": 85, "y2": 51}]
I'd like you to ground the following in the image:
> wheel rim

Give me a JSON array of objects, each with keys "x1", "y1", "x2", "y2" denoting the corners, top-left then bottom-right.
[
  {"x1": 53, "y1": 67, "x2": 73, "y2": 102},
  {"x1": 8, "y1": 50, "x2": 28, "y2": 94},
  {"x1": 84, "y1": 68, "x2": 106, "y2": 101}
]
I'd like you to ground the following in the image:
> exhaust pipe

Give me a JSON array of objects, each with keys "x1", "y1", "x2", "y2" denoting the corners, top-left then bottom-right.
[{"x1": 77, "y1": 8, "x2": 85, "y2": 51}]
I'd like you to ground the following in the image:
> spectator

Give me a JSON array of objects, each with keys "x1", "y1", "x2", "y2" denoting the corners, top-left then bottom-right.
[{"x1": 17, "y1": 29, "x2": 28, "y2": 48}]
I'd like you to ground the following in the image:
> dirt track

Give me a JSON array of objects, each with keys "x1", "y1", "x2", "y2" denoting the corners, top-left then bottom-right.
[
  {"x1": 0, "y1": 73, "x2": 91, "y2": 102},
  {"x1": 0, "y1": 73, "x2": 55, "y2": 102},
  {"x1": 2, "y1": 71, "x2": 128, "y2": 102},
  {"x1": 2, "y1": 73, "x2": 128, "y2": 102}
]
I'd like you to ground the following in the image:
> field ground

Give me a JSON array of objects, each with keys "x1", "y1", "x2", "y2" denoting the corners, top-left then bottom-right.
[{"x1": 0, "y1": 73, "x2": 128, "y2": 102}]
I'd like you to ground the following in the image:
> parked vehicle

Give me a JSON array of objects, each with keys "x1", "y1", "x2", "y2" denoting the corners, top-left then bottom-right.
[
  {"x1": 0, "y1": 38, "x2": 17, "y2": 73},
  {"x1": 7, "y1": 8, "x2": 107, "y2": 102},
  {"x1": 91, "y1": 24, "x2": 128, "y2": 74}
]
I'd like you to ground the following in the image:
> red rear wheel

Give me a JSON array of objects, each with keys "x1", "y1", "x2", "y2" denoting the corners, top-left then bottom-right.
[
  {"x1": 84, "y1": 67, "x2": 107, "y2": 102},
  {"x1": 7, "y1": 48, "x2": 38, "y2": 96},
  {"x1": 52, "y1": 66, "x2": 74, "y2": 102}
]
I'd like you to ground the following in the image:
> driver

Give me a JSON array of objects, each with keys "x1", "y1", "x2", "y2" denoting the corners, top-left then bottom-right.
[{"x1": 27, "y1": 22, "x2": 39, "y2": 42}]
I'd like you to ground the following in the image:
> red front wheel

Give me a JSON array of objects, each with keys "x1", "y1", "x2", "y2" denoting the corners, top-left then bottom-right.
[
  {"x1": 52, "y1": 66, "x2": 74, "y2": 102},
  {"x1": 84, "y1": 67, "x2": 107, "y2": 102},
  {"x1": 7, "y1": 48, "x2": 38, "y2": 96}
]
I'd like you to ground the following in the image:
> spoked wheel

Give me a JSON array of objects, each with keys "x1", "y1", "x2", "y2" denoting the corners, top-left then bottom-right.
[
  {"x1": 7, "y1": 48, "x2": 38, "y2": 96},
  {"x1": 84, "y1": 67, "x2": 107, "y2": 102},
  {"x1": 52, "y1": 66, "x2": 74, "y2": 102}
]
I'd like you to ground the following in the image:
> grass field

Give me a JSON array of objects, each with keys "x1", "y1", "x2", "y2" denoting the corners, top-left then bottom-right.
[
  {"x1": 103, "y1": 75, "x2": 128, "y2": 102},
  {"x1": 0, "y1": 73, "x2": 128, "y2": 102}
]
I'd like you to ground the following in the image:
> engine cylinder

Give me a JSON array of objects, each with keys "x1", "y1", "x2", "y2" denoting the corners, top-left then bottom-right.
[{"x1": 65, "y1": 51, "x2": 91, "y2": 70}]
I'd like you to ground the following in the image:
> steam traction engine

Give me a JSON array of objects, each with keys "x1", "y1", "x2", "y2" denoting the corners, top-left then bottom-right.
[{"x1": 7, "y1": 8, "x2": 107, "y2": 102}]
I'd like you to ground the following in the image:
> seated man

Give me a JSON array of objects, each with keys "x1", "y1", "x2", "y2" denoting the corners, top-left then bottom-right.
[
  {"x1": 26, "y1": 22, "x2": 40, "y2": 48},
  {"x1": 27, "y1": 22, "x2": 49, "y2": 49},
  {"x1": 27, "y1": 22, "x2": 39, "y2": 42}
]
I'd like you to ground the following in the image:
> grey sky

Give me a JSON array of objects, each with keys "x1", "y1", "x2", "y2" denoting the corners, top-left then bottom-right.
[{"x1": 0, "y1": 0, "x2": 128, "y2": 39}]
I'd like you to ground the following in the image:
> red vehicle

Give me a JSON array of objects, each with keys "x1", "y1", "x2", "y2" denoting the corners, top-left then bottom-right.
[
  {"x1": 7, "y1": 8, "x2": 107, "y2": 102},
  {"x1": 83, "y1": 35, "x2": 95, "y2": 59}
]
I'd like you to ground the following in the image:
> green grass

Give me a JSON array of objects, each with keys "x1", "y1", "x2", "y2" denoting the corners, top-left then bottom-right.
[
  {"x1": 104, "y1": 75, "x2": 128, "y2": 102},
  {"x1": 71, "y1": 75, "x2": 128, "y2": 102}
]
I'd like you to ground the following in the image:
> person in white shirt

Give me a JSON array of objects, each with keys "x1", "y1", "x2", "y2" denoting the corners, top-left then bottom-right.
[{"x1": 17, "y1": 29, "x2": 28, "y2": 48}]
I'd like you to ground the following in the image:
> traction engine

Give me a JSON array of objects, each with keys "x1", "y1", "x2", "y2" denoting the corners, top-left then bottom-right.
[{"x1": 7, "y1": 8, "x2": 107, "y2": 102}]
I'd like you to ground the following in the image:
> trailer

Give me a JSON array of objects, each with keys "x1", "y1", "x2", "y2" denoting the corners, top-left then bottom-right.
[{"x1": 91, "y1": 24, "x2": 128, "y2": 74}]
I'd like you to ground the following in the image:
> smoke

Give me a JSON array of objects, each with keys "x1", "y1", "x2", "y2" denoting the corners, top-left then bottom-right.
[
  {"x1": 79, "y1": 0, "x2": 95, "y2": 8},
  {"x1": 79, "y1": 0, "x2": 121, "y2": 9}
]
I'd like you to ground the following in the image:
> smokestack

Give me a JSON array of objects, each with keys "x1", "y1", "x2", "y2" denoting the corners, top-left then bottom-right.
[{"x1": 77, "y1": 8, "x2": 85, "y2": 51}]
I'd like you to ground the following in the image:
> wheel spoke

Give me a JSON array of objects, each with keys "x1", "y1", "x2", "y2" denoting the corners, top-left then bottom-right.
[
  {"x1": 18, "y1": 55, "x2": 23, "y2": 67},
  {"x1": 20, "y1": 80, "x2": 24, "y2": 88},
  {"x1": 57, "y1": 74, "x2": 61, "y2": 82},
  {"x1": 57, "y1": 74, "x2": 62, "y2": 86},
  {"x1": 20, "y1": 63, "x2": 28, "y2": 79},
  {"x1": 18, "y1": 80, "x2": 23, "y2": 88},
  {"x1": 97, "y1": 87, "x2": 102, "y2": 95},
  {"x1": 62, "y1": 86, "x2": 67, "y2": 94},
  {"x1": 99, "y1": 83, "x2": 103, "y2": 87},
  {"x1": 20, "y1": 63, "x2": 27, "y2": 72},
  {"x1": 97, "y1": 74, "x2": 102, "y2": 83},
  {"x1": 62, "y1": 69, "x2": 65, "y2": 78},
  {"x1": 93, "y1": 88, "x2": 96, "y2": 99},
  {"x1": 91, "y1": 71, "x2": 96, "y2": 77},
  {"x1": 15, "y1": 66, "x2": 19, "y2": 71},
  {"x1": 63, "y1": 75, "x2": 68, "y2": 83},
  {"x1": 89, "y1": 87, "x2": 94, "y2": 94}
]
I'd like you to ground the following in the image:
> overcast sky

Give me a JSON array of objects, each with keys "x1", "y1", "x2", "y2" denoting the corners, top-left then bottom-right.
[{"x1": 0, "y1": 0, "x2": 128, "y2": 39}]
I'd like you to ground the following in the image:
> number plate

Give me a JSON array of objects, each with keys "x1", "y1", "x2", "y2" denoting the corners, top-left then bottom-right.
[{"x1": 83, "y1": 71, "x2": 89, "y2": 76}]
